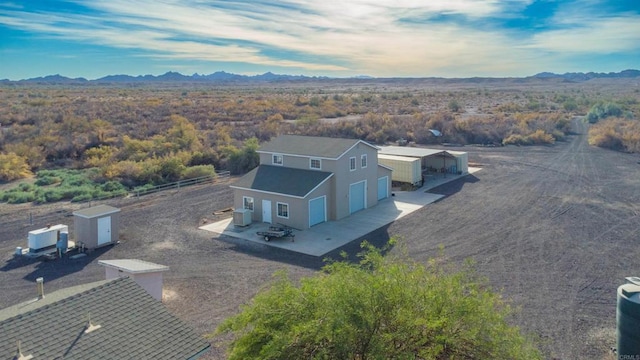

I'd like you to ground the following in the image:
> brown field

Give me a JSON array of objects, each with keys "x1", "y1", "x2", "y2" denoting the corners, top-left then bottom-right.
[{"x1": 1, "y1": 79, "x2": 640, "y2": 359}]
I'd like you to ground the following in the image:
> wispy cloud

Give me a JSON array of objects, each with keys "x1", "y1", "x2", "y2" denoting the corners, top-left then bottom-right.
[{"x1": 0, "y1": 0, "x2": 638, "y2": 76}]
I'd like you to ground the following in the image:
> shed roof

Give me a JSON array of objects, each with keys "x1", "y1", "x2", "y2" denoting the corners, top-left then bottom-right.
[
  {"x1": 231, "y1": 165, "x2": 333, "y2": 198},
  {"x1": 379, "y1": 146, "x2": 456, "y2": 159},
  {"x1": 258, "y1": 135, "x2": 378, "y2": 159},
  {"x1": 73, "y1": 204, "x2": 120, "y2": 219},
  {"x1": 0, "y1": 277, "x2": 210, "y2": 359},
  {"x1": 98, "y1": 259, "x2": 169, "y2": 274}
]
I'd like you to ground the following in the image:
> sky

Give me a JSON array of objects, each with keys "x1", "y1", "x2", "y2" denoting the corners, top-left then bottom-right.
[{"x1": 0, "y1": 0, "x2": 639, "y2": 80}]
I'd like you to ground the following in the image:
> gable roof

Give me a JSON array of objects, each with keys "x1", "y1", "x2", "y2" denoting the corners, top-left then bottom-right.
[
  {"x1": 0, "y1": 277, "x2": 210, "y2": 360},
  {"x1": 258, "y1": 135, "x2": 378, "y2": 159},
  {"x1": 230, "y1": 165, "x2": 333, "y2": 198}
]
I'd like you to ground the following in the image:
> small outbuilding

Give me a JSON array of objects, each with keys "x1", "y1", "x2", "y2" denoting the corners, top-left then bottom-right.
[
  {"x1": 73, "y1": 205, "x2": 120, "y2": 250},
  {"x1": 378, "y1": 154, "x2": 422, "y2": 186},
  {"x1": 98, "y1": 259, "x2": 169, "y2": 301}
]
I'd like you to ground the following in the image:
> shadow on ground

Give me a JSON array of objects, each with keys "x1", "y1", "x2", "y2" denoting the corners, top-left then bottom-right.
[
  {"x1": 1, "y1": 245, "x2": 114, "y2": 282},
  {"x1": 216, "y1": 224, "x2": 394, "y2": 270},
  {"x1": 428, "y1": 174, "x2": 479, "y2": 197}
]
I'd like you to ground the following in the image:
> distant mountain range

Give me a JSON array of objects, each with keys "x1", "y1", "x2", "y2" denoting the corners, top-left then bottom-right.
[{"x1": 2, "y1": 69, "x2": 638, "y2": 84}]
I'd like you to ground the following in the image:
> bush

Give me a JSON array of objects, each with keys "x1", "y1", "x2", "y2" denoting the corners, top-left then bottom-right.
[
  {"x1": 0, "y1": 152, "x2": 33, "y2": 182},
  {"x1": 182, "y1": 165, "x2": 216, "y2": 180}
]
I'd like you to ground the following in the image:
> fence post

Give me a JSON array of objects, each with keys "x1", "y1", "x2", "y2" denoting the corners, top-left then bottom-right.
[{"x1": 29, "y1": 212, "x2": 33, "y2": 225}]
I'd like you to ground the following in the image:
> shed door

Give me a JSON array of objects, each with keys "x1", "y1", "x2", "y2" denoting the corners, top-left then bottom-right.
[
  {"x1": 377, "y1": 176, "x2": 388, "y2": 200},
  {"x1": 349, "y1": 181, "x2": 366, "y2": 214},
  {"x1": 309, "y1": 196, "x2": 326, "y2": 227},
  {"x1": 97, "y1": 216, "x2": 111, "y2": 245},
  {"x1": 262, "y1": 199, "x2": 272, "y2": 224}
]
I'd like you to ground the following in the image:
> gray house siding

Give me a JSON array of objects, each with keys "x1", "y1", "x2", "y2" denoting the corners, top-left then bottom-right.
[
  {"x1": 233, "y1": 178, "x2": 333, "y2": 230},
  {"x1": 330, "y1": 143, "x2": 380, "y2": 219},
  {"x1": 236, "y1": 135, "x2": 385, "y2": 231}
]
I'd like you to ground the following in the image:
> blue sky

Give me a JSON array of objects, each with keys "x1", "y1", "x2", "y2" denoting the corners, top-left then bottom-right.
[{"x1": 0, "y1": 0, "x2": 638, "y2": 80}]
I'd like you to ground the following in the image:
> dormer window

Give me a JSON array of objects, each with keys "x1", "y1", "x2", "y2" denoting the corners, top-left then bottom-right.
[
  {"x1": 272, "y1": 154, "x2": 283, "y2": 166},
  {"x1": 361, "y1": 154, "x2": 367, "y2": 168},
  {"x1": 310, "y1": 158, "x2": 321, "y2": 170},
  {"x1": 349, "y1": 157, "x2": 356, "y2": 171}
]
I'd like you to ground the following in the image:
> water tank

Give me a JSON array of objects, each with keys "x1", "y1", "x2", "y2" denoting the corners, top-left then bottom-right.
[{"x1": 617, "y1": 282, "x2": 640, "y2": 357}]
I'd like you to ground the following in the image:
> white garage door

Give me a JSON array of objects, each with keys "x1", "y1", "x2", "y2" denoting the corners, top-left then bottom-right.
[
  {"x1": 349, "y1": 181, "x2": 366, "y2": 214},
  {"x1": 309, "y1": 196, "x2": 326, "y2": 227}
]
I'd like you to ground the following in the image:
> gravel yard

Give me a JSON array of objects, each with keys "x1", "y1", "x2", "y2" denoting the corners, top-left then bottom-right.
[{"x1": 1, "y1": 118, "x2": 639, "y2": 359}]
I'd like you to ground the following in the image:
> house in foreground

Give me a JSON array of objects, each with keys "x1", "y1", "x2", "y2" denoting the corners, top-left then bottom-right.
[
  {"x1": 231, "y1": 135, "x2": 392, "y2": 230},
  {"x1": 0, "y1": 277, "x2": 210, "y2": 359}
]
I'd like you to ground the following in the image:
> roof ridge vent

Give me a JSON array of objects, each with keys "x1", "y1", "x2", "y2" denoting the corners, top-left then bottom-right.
[
  {"x1": 84, "y1": 313, "x2": 102, "y2": 334},
  {"x1": 13, "y1": 341, "x2": 34, "y2": 360}
]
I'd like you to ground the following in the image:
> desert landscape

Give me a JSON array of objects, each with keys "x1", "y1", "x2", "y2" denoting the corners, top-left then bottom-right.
[{"x1": 1, "y1": 78, "x2": 639, "y2": 359}]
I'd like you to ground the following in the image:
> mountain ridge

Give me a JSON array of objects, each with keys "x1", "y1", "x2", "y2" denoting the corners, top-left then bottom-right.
[{"x1": 2, "y1": 69, "x2": 638, "y2": 84}]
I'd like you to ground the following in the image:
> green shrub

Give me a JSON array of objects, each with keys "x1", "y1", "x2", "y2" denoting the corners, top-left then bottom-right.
[
  {"x1": 182, "y1": 165, "x2": 216, "y2": 179},
  {"x1": 35, "y1": 176, "x2": 61, "y2": 186},
  {"x1": 6, "y1": 191, "x2": 36, "y2": 204}
]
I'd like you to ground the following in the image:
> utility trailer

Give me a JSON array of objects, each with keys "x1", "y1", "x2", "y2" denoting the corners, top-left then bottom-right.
[{"x1": 257, "y1": 225, "x2": 295, "y2": 242}]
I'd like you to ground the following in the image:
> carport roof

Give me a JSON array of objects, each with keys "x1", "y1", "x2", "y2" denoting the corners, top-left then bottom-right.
[
  {"x1": 379, "y1": 146, "x2": 456, "y2": 158},
  {"x1": 231, "y1": 165, "x2": 333, "y2": 198}
]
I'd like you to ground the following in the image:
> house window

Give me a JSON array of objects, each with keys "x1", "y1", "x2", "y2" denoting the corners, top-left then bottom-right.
[
  {"x1": 277, "y1": 202, "x2": 289, "y2": 218},
  {"x1": 361, "y1": 154, "x2": 367, "y2": 168},
  {"x1": 243, "y1": 196, "x2": 254, "y2": 211},
  {"x1": 310, "y1": 158, "x2": 321, "y2": 170},
  {"x1": 272, "y1": 154, "x2": 283, "y2": 166},
  {"x1": 349, "y1": 157, "x2": 356, "y2": 171}
]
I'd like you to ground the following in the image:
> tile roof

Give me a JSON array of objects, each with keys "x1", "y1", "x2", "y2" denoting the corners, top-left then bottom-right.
[
  {"x1": 258, "y1": 135, "x2": 377, "y2": 159},
  {"x1": 0, "y1": 277, "x2": 210, "y2": 359},
  {"x1": 231, "y1": 165, "x2": 333, "y2": 198}
]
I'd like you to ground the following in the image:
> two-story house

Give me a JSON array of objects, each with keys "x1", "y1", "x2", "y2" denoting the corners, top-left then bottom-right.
[{"x1": 231, "y1": 135, "x2": 392, "y2": 230}]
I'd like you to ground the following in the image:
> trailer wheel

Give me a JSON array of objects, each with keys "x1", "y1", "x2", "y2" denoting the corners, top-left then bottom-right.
[{"x1": 264, "y1": 236, "x2": 270, "y2": 241}]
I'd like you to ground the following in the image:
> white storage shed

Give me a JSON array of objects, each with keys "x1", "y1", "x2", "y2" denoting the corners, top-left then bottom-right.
[
  {"x1": 378, "y1": 154, "x2": 422, "y2": 185},
  {"x1": 99, "y1": 259, "x2": 169, "y2": 301},
  {"x1": 73, "y1": 205, "x2": 120, "y2": 250}
]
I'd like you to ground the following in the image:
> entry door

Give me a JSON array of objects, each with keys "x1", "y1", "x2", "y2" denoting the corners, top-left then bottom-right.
[
  {"x1": 309, "y1": 196, "x2": 326, "y2": 227},
  {"x1": 377, "y1": 176, "x2": 388, "y2": 200},
  {"x1": 97, "y1": 216, "x2": 111, "y2": 245},
  {"x1": 349, "y1": 181, "x2": 366, "y2": 214},
  {"x1": 262, "y1": 200, "x2": 272, "y2": 223}
]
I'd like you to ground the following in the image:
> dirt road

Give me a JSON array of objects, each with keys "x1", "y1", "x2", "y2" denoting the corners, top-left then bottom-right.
[{"x1": 1, "y1": 118, "x2": 639, "y2": 359}]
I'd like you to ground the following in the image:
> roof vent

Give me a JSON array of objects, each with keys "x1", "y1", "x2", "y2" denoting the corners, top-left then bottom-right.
[
  {"x1": 13, "y1": 341, "x2": 34, "y2": 360},
  {"x1": 84, "y1": 313, "x2": 102, "y2": 334}
]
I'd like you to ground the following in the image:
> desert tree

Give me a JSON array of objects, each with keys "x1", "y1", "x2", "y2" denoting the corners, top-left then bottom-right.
[{"x1": 216, "y1": 241, "x2": 541, "y2": 360}]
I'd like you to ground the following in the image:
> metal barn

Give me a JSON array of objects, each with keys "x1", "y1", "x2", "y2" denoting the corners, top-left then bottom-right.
[
  {"x1": 378, "y1": 154, "x2": 422, "y2": 185},
  {"x1": 73, "y1": 205, "x2": 120, "y2": 250}
]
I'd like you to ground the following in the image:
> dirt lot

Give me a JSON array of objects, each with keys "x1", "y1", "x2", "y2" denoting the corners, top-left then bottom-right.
[{"x1": 1, "y1": 118, "x2": 639, "y2": 359}]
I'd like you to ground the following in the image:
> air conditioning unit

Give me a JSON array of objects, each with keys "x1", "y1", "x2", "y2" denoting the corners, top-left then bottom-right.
[{"x1": 233, "y1": 209, "x2": 252, "y2": 227}]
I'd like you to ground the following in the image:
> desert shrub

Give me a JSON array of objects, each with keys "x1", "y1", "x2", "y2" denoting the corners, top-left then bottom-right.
[
  {"x1": 586, "y1": 102, "x2": 623, "y2": 123},
  {"x1": 5, "y1": 191, "x2": 37, "y2": 204},
  {"x1": 526, "y1": 129, "x2": 556, "y2": 144},
  {"x1": 0, "y1": 152, "x2": 33, "y2": 182},
  {"x1": 35, "y1": 174, "x2": 62, "y2": 186},
  {"x1": 182, "y1": 165, "x2": 216, "y2": 179},
  {"x1": 158, "y1": 157, "x2": 186, "y2": 183},
  {"x1": 503, "y1": 134, "x2": 530, "y2": 146},
  {"x1": 588, "y1": 118, "x2": 640, "y2": 152}
]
